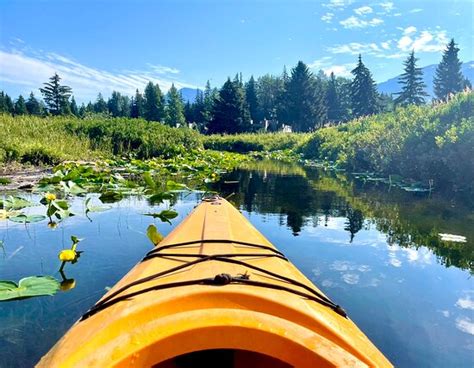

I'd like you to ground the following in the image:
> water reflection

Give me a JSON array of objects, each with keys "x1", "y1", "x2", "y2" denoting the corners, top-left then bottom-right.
[{"x1": 214, "y1": 160, "x2": 473, "y2": 273}]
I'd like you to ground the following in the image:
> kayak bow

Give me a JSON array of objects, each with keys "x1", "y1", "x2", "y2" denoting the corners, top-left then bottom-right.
[{"x1": 38, "y1": 196, "x2": 392, "y2": 367}]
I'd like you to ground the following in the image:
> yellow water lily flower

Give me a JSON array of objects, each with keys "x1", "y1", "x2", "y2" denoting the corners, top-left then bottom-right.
[
  {"x1": 58, "y1": 243, "x2": 78, "y2": 262},
  {"x1": 45, "y1": 193, "x2": 57, "y2": 201}
]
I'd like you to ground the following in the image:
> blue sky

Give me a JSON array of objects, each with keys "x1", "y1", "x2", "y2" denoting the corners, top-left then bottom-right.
[{"x1": 1, "y1": 0, "x2": 473, "y2": 103}]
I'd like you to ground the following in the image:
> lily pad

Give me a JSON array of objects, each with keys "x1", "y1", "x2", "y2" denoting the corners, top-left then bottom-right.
[
  {"x1": 0, "y1": 276, "x2": 60, "y2": 301},
  {"x1": 9, "y1": 214, "x2": 47, "y2": 224},
  {"x1": 0, "y1": 196, "x2": 34, "y2": 210},
  {"x1": 144, "y1": 209, "x2": 178, "y2": 224},
  {"x1": 99, "y1": 191, "x2": 123, "y2": 203}
]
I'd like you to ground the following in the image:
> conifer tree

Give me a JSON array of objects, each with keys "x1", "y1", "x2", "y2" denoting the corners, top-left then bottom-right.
[
  {"x1": 395, "y1": 51, "x2": 428, "y2": 106},
  {"x1": 130, "y1": 89, "x2": 144, "y2": 118},
  {"x1": 25, "y1": 92, "x2": 42, "y2": 115},
  {"x1": 165, "y1": 84, "x2": 186, "y2": 127},
  {"x1": 78, "y1": 103, "x2": 86, "y2": 117},
  {"x1": 202, "y1": 81, "x2": 216, "y2": 129},
  {"x1": 326, "y1": 72, "x2": 344, "y2": 124},
  {"x1": 285, "y1": 61, "x2": 326, "y2": 132},
  {"x1": 245, "y1": 76, "x2": 259, "y2": 124},
  {"x1": 39, "y1": 73, "x2": 72, "y2": 115},
  {"x1": 5, "y1": 94, "x2": 14, "y2": 114},
  {"x1": 350, "y1": 55, "x2": 378, "y2": 117},
  {"x1": 70, "y1": 96, "x2": 79, "y2": 116},
  {"x1": 86, "y1": 101, "x2": 94, "y2": 114},
  {"x1": 434, "y1": 39, "x2": 465, "y2": 100},
  {"x1": 14, "y1": 95, "x2": 27, "y2": 115},
  {"x1": 108, "y1": 91, "x2": 122, "y2": 117},
  {"x1": 208, "y1": 77, "x2": 251, "y2": 134},
  {"x1": 143, "y1": 82, "x2": 165, "y2": 122},
  {"x1": 94, "y1": 93, "x2": 108, "y2": 113}
]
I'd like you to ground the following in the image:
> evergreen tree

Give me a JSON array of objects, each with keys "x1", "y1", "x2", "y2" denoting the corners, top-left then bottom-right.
[
  {"x1": 14, "y1": 95, "x2": 27, "y2": 115},
  {"x1": 94, "y1": 93, "x2": 108, "y2": 113},
  {"x1": 202, "y1": 81, "x2": 216, "y2": 130},
  {"x1": 245, "y1": 76, "x2": 260, "y2": 124},
  {"x1": 285, "y1": 61, "x2": 326, "y2": 132},
  {"x1": 165, "y1": 84, "x2": 186, "y2": 127},
  {"x1": 78, "y1": 103, "x2": 86, "y2": 117},
  {"x1": 395, "y1": 51, "x2": 428, "y2": 106},
  {"x1": 70, "y1": 96, "x2": 79, "y2": 116},
  {"x1": 86, "y1": 101, "x2": 94, "y2": 114},
  {"x1": 326, "y1": 72, "x2": 344, "y2": 124},
  {"x1": 350, "y1": 55, "x2": 378, "y2": 117},
  {"x1": 130, "y1": 89, "x2": 144, "y2": 118},
  {"x1": 143, "y1": 82, "x2": 165, "y2": 122},
  {"x1": 108, "y1": 91, "x2": 122, "y2": 117},
  {"x1": 120, "y1": 95, "x2": 131, "y2": 117},
  {"x1": 184, "y1": 101, "x2": 194, "y2": 124},
  {"x1": 208, "y1": 77, "x2": 251, "y2": 134},
  {"x1": 39, "y1": 73, "x2": 72, "y2": 115},
  {"x1": 256, "y1": 74, "x2": 284, "y2": 130},
  {"x1": 379, "y1": 93, "x2": 395, "y2": 113},
  {"x1": 434, "y1": 39, "x2": 465, "y2": 100},
  {"x1": 25, "y1": 92, "x2": 42, "y2": 115}
]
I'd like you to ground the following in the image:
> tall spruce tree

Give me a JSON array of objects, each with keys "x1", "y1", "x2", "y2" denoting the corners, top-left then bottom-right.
[
  {"x1": 202, "y1": 81, "x2": 216, "y2": 130},
  {"x1": 108, "y1": 91, "x2": 123, "y2": 117},
  {"x1": 245, "y1": 76, "x2": 259, "y2": 124},
  {"x1": 131, "y1": 89, "x2": 144, "y2": 118},
  {"x1": 39, "y1": 73, "x2": 72, "y2": 115},
  {"x1": 94, "y1": 93, "x2": 108, "y2": 113},
  {"x1": 350, "y1": 55, "x2": 378, "y2": 117},
  {"x1": 165, "y1": 84, "x2": 186, "y2": 127},
  {"x1": 326, "y1": 72, "x2": 344, "y2": 124},
  {"x1": 256, "y1": 74, "x2": 285, "y2": 130},
  {"x1": 395, "y1": 51, "x2": 428, "y2": 106},
  {"x1": 143, "y1": 82, "x2": 165, "y2": 122},
  {"x1": 433, "y1": 39, "x2": 464, "y2": 100},
  {"x1": 14, "y1": 95, "x2": 27, "y2": 115},
  {"x1": 25, "y1": 92, "x2": 42, "y2": 115},
  {"x1": 78, "y1": 103, "x2": 86, "y2": 117},
  {"x1": 70, "y1": 96, "x2": 79, "y2": 116},
  {"x1": 208, "y1": 77, "x2": 250, "y2": 134},
  {"x1": 285, "y1": 61, "x2": 326, "y2": 132}
]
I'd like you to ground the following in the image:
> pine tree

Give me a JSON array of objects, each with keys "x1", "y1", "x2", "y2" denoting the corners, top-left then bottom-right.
[
  {"x1": 70, "y1": 96, "x2": 79, "y2": 116},
  {"x1": 202, "y1": 81, "x2": 216, "y2": 130},
  {"x1": 350, "y1": 55, "x2": 378, "y2": 117},
  {"x1": 245, "y1": 76, "x2": 259, "y2": 124},
  {"x1": 434, "y1": 39, "x2": 465, "y2": 100},
  {"x1": 326, "y1": 72, "x2": 344, "y2": 124},
  {"x1": 78, "y1": 103, "x2": 86, "y2": 117},
  {"x1": 285, "y1": 61, "x2": 326, "y2": 132},
  {"x1": 108, "y1": 91, "x2": 122, "y2": 117},
  {"x1": 14, "y1": 95, "x2": 27, "y2": 115},
  {"x1": 94, "y1": 93, "x2": 108, "y2": 113},
  {"x1": 130, "y1": 89, "x2": 144, "y2": 118},
  {"x1": 39, "y1": 73, "x2": 72, "y2": 115},
  {"x1": 25, "y1": 92, "x2": 42, "y2": 115},
  {"x1": 143, "y1": 82, "x2": 165, "y2": 122},
  {"x1": 165, "y1": 84, "x2": 186, "y2": 127},
  {"x1": 208, "y1": 77, "x2": 251, "y2": 134},
  {"x1": 4, "y1": 94, "x2": 14, "y2": 114},
  {"x1": 395, "y1": 51, "x2": 428, "y2": 106},
  {"x1": 86, "y1": 101, "x2": 94, "y2": 114}
]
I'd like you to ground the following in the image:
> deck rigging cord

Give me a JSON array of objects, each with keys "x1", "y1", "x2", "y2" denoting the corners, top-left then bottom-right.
[{"x1": 80, "y1": 238, "x2": 347, "y2": 321}]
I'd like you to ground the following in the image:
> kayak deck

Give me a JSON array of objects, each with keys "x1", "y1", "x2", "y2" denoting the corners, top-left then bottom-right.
[{"x1": 38, "y1": 196, "x2": 392, "y2": 367}]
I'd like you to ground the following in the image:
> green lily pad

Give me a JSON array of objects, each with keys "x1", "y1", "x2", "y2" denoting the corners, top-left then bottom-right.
[
  {"x1": 99, "y1": 191, "x2": 123, "y2": 203},
  {"x1": 9, "y1": 214, "x2": 47, "y2": 224},
  {"x1": 0, "y1": 276, "x2": 60, "y2": 301},
  {"x1": 144, "y1": 209, "x2": 178, "y2": 224},
  {"x1": 0, "y1": 196, "x2": 34, "y2": 210}
]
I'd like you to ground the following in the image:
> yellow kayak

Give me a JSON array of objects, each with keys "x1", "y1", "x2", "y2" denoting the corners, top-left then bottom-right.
[{"x1": 38, "y1": 196, "x2": 392, "y2": 367}]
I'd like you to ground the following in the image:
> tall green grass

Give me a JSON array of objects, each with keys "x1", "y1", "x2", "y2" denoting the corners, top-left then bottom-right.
[
  {"x1": 202, "y1": 132, "x2": 310, "y2": 153},
  {"x1": 299, "y1": 91, "x2": 474, "y2": 191},
  {"x1": 0, "y1": 115, "x2": 202, "y2": 165}
]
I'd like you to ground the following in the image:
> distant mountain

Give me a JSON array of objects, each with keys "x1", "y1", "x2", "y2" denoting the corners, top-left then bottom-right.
[
  {"x1": 378, "y1": 61, "x2": 474, "y2": 98},
  {"x1": 179, "y1": 88, "x2": 201, "y2": 103}
]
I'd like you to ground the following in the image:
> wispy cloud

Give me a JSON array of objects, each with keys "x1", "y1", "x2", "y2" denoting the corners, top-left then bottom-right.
[
  {"x1": 324, "y1": 0, "x2": 353, "y2": 10},
  {"x1": 379, "y1": 2, "x2": 394, "y2": 13},
  {"x1": 409, "y1": 8, "x2": 423, "y2": 13},
  {"x1": 340, "y1": 16, "x2": 384, "y2": 29},
  {"x1": 321, "y1": 12, "x2": 334, "y2": 23},
  {"x1": 308, "y1": 56, "x2": 354, "y2": 77},
  {"x1": 397, "y1": 29, "x2": 448, "y2": 53},
  {"x1": 0, "y1": 44, "x2": 197, "y2": 102},
  {"x1": 354, "y1": 6, "x2": 373, "y2": 15}
]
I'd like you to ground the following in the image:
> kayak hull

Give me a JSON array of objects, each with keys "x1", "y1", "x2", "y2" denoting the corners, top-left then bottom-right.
[{"x1": 38, "y1": 197, "x2": 392, "y2": 367}]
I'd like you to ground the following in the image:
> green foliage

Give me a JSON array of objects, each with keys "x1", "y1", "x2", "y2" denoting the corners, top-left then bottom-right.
[
  {"x1": 143, "y1": 82, "x2": 165, "y2": 122},
  {"x1": 350, "y1": 55, "x2": 378, "y2": 117},
  {"x1": 202, "y1": 132, "x2": 310, "y2": 153},
  {"x1": 39, "y1": 73, "x2": 72, "y2": 115},
  {"x1": 0, "y1": 276, "x2": 60, "y2": 301},
  {"x1": 300, "y1": 91, "x2": 474, "y2": 191},
  {"x1": 165, "y1": 84, "x2": 186, "y2": 127},
  {"x1": 395, "y1": 51, "x2": 428, "y2": 106},
  {"x1": 434, "y1": 39, "x2": 465, "y2": 100}
]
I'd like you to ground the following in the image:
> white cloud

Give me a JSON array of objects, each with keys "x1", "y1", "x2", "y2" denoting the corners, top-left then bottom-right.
[
  {"x1": 321, "y1": 12, "x2": 334, "y2": 23},
  {"x1": 379, "y1": 2, "x2": 394, "y2": 13},
  {"x1": 381, "y1": 41, "x2": 391, "y2": 50},
  {"x1": 342, "y1": 273, "x2": 360, "y2": 285},
  {"x1": 354, "y1": 6, "x2": 373, "y2": 15},
  {"x1": 409, "y1": 8, "x2": 423, "y2": 13},
  {"x1": 456, "y1": 317, "x2": 474, "y2": 335},
  {"x1": 0, "y1": 46, "x2": 196, "y2": 102},
  {"x1": 404, "y1": 26, "x2": 417, "y2": 35},
  {"x1": 456, "y1": 295, "x2": 474, "y2": 310},
  {"x1": 308, "y1": 56, "x2": 354, "y2": 77},
  {"x1": 308, "y1": 56, "x2": 332, "y2": 69},
  {"x1": 324, "y1": 0, "x2": 353, "y2": 9},
  {"x1": 340, "y1": 16, "x2": 383, "y2": 29},
  {"x1": 328, "y1": 42, "x2": 381, "y2": 55},
  {"x1": 397, "y1": 29, "x2": 449, "y2": 53}
]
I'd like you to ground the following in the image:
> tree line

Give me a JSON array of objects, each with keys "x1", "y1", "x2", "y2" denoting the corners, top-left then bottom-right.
[{"x1": 0, "y1": 38, "x2": 470, "y2": 133}]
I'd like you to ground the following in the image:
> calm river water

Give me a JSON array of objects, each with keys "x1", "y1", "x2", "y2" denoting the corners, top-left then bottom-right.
[{"x1": 0, "y1": 161, "x2": 473, "y2": 367}]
